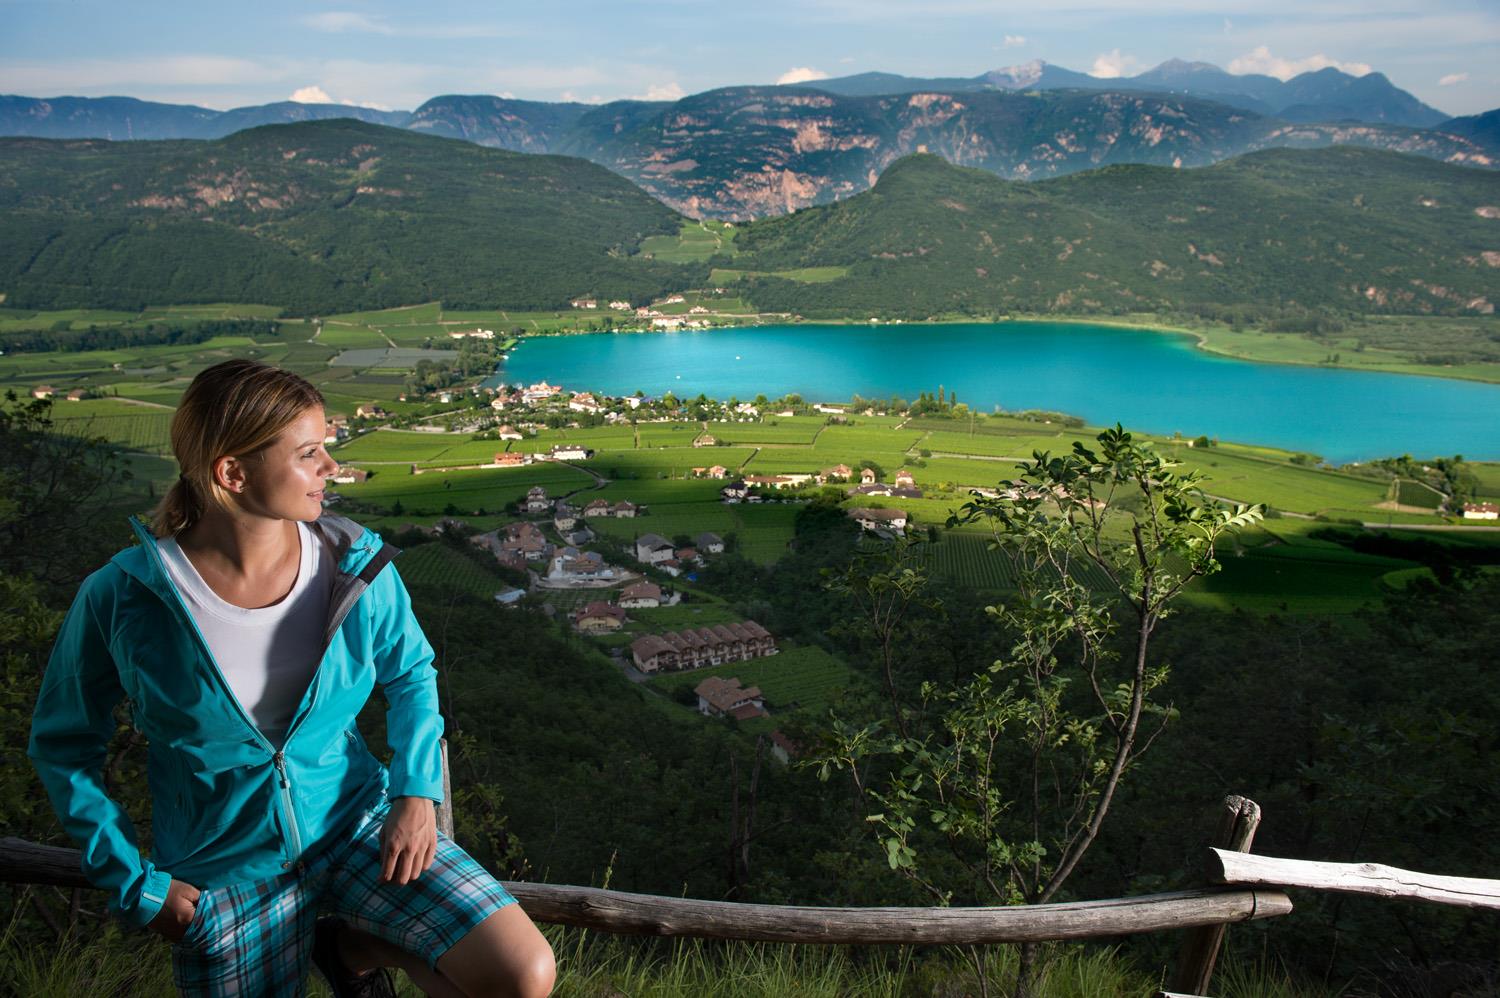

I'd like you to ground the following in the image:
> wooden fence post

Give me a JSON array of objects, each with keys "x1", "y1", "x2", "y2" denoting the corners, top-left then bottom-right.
[
  {"x1": 437, "y1": 737, "x2": 455, "y2": 839},
  {"x1": 1165, "y1": 795, "x2": 1262, "y2": 995}
]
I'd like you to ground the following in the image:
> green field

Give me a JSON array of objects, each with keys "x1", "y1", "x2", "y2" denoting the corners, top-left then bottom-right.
[
  {"x1": 634, "y1": 422, "x2": 702, "y2": 448},
  {"x1": 638, "y1": 220, "x2": 739, "y2": 263},
  {"x1": 710, "y1": 266, "x2": 851, "y2": 284},
  {"x1": 647, "y1": 644, "x2": 866, "y2": 718},
  {"x1": 335, "y1": 463, "x2": 595, "y2": 517},
  {"x1": 709, "y1": 421, "x2": 824, "y2": 445},
  {"x1": 47, "y1": 399, "x2": 176, "y2": 454},
  {"x1": 396, "y1": 542, "x2": 515, "y2": 597}
]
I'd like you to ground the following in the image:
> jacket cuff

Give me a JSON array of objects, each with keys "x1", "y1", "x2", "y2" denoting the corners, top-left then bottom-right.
[
  {"x1": 124, "y1": 867, "x2": 172, "y2": 929},
  {"x1": 388, "y1": 775, "x2": 445, "y2": 803}
]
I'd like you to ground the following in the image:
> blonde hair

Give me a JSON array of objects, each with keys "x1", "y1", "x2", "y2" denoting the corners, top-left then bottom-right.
[{"x1": 152, "y1": 360, "x2": 325, "y2": 537}]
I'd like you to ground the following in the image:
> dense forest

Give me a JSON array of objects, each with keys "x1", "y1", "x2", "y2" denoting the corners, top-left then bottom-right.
[{"x1": 0, "y1": 121, "x2": 698, "y2": 314}]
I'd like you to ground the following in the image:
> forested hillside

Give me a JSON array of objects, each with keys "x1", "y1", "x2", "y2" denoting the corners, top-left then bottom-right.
[
  {"x1": 0, "y1": 120, "x2": 696, "y2": 313},
  {"x1": 2, "y1": 123, "x2": 1496, "y2": 323},
  {"x1": 728, "y1": 148, "x2": 1500, "y2": 320}
]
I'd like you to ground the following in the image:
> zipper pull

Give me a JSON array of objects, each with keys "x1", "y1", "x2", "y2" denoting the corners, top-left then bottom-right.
[{"x1": 273, "y1": 751, "x2": 290, "y2": 787}]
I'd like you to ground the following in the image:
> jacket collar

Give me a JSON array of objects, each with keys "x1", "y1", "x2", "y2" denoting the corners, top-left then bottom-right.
[{"x1": 115, "y1": 513, "x2": 388, "y2": 593}]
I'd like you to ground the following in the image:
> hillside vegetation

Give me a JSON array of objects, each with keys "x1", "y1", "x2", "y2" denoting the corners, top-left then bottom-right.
[
  {"x1": 2, "y1": 124, "x2": 1497, "y2": 336},
  {"x1": 729, "y1": 148, "x2": 1500, "y2": 321},
  {"x1": 0, "y1": 120, "x2": 696, "y2": 313}
]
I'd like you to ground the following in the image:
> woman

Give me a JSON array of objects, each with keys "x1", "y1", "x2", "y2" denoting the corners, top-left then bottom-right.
[{"x1": 29, "y1": 360, "x2": 555, "y2": 997}]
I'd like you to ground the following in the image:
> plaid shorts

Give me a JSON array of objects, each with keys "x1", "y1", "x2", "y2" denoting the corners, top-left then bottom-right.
[{"x1": 170, "y1": 797, "x2": 517, "y2": 997}]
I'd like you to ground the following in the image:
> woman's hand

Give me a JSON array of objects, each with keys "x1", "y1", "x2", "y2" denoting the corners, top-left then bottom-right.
[
  {"x1": 146, "y1": 878, "x2": 201, "y2": 942},
  {"x1": 380, "y1": 796, "x2": 437, "y2": 885}
]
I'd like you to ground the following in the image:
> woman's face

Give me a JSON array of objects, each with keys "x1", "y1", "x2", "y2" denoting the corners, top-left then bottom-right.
[{"x1": 236, "y1": 406, "x2": 339, "y2": 522}]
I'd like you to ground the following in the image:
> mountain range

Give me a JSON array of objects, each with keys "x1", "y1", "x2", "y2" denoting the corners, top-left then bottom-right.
[
  {"x1": 795, "y1": 59, "x2": 1451, "y2": 127},
  {"x1": 2, "y1": 119, "x2": 1494, "y2": 322},
  {"x1": 2, "y1": 59, "x2": 1493, "y2": 219}
]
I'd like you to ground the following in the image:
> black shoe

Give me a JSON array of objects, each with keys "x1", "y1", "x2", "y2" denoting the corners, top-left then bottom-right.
[{"x1": 312, "y1": 917, "x2": 396, "y2": 998}]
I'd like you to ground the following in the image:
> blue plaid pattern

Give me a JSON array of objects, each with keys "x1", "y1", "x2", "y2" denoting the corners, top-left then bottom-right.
[{"x1": 170, "y1": 798, "x2": 516, "y2": 997}]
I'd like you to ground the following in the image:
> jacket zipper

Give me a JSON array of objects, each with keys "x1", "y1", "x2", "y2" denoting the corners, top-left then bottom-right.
[
  {"x1": 272, "y1": 751, "x2": 305, "y2": 866},
  {"x1": 125, "y1": 517, "x2": 393, "y2": 869}
]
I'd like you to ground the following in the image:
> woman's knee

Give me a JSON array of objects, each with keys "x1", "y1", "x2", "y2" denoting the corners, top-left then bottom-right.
[
  {"x1": 508, "y1": 943, "x2": 556, "y2": 998},
  {"x1": 438, "y1": 906, "x2": 555, "y2": 998}
]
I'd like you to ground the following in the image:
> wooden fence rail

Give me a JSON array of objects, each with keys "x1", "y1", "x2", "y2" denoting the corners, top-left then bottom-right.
[
  {"x1": 0, "y1": 836, "x2": 1288, "y2": 945},
  {"x1": 8, "y1": 791, "x2": 1500, "y2": 995},
  {"x1": 1210, "y1": 848, "x2": 1500, "y2": 911}
]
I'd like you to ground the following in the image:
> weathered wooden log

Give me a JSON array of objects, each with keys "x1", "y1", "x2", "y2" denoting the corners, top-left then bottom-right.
[
  {"x1": 1168, "y1": 795, "x2": 1262, "y2": 995},
  {"x1": 491, "y1": 884, "x2": 1291, "y2": 944},
  {"x1": 0, "y1": 838, "x2": 85, "y2": 889},
  {"x1": 1, "y1": 836, "x2": 1290, "y2": 944},
  {"x1": 1209, "y1": 848, "x2": 1500, "y2": 911},
  {"x1": 437, "y1": 738, "x2": 455, "y2": 840}
]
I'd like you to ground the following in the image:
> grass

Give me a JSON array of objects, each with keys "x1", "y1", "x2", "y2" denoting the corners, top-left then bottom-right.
[
  {"x1": 709, "y1": 421, "x2": 824, "y2": 445},
  {"x1": 638, "y1": 220, "x2": 740, "y2": 263},
  {"x1": 335, "y1": 463, "x2": 595, "y2": 515},
  {"x1": 46, "y1": 400, "x2": 175, "y2": 454},
  {"x1": 635, "y1": 421, "x2": 703, "y2": 448},
  {"x1": 711, "y1": 265, "x2": 852, "y2": 284},
  {"x1": 648, "y1": 644, "x2": 867, "y2": 718},
  {"x1": 395, "y1": 542, "x2": 515, "y2": 598}
]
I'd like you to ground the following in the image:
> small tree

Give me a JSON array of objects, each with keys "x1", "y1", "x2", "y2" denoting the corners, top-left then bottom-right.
[{"x1": 815, "y1": 426, "x2": 1262, "y2": 997}]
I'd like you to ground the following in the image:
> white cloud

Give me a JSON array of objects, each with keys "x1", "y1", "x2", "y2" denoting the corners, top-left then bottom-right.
[
  {"x1": 839, "y1": 56, "x2": 856, "y2": 64},
  {"x1": 559, "y1": 91, "x2": 607, "y2": 105},
  {"x1": 1227, "y1": 46, "x2": 1371, "y2": 81},
  {"x1": 1438, "y1": 72, "x2": 1468, "y2": 86},
  {"x1": 289, "y1": 85, "x2": 334, "y2": 104},
  {"x1": 1090, "y1": 49, "x2": 1142, "y2": 79},
  {"x1": 776, "y1": 67, "x2": 830, "y2": 85},
  {"x1": 630, "y1": 82, "x2": 686, "y2": 101},
  {"x1": 303, "y1": 11, "x2": 394, "y2": 35},
  {"x1": 1002, "y1": 35, "x2": 1026, "y2": 48}
]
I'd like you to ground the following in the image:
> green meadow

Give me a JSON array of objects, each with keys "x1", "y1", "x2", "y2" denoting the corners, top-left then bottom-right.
[{"x1": 647, "y1": 644, "x2": 868, "y2": 723}]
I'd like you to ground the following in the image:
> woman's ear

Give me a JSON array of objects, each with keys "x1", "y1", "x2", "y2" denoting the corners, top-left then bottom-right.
[{"x1": 214, "y1": 454, "x2": 248, "y2": 494}]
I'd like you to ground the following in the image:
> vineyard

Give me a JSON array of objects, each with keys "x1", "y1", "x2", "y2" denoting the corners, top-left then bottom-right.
[
  {"x1": 1392, "y1": 477, "x2": 1446, "y2": 508},
  {"x1": 395, "y1": 541, "x2": 514, "y2": 598},
  {"x1": 912, "y1": 531, "x2": 1118, "y2": 592},
  {"x1": 647, "y1": 644, "x2": 865, "y2": 717},
  {"x1": 48, "y1": 410, "x2": 174, "y2": 455}
]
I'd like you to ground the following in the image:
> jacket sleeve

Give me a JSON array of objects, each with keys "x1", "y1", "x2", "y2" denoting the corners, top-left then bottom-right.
[
  {"x1": 28, "y1": 573, "x2": 172, "y2": 929},
  {"x1": 371, "y1": 565, "x2": 445, "y2": 803}
]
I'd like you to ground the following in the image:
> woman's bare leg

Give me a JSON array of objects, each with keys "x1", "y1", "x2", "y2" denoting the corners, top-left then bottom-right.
[
  {"x1": 435, "y1": 906, "x2": 555, "y2": 998},
  {"x1": 339, "y1": 906, "x2": 554, "y2": 998},
  {"x1": 338, "y1": 924, "x2": 465, "y2": 998}
]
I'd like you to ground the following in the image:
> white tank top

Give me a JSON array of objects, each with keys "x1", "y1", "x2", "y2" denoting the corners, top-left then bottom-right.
[{"x1": 157, "y1": 523, "x2": 334, "y2": 748}]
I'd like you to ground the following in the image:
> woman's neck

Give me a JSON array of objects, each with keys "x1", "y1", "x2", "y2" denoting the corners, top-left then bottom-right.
[{"x1": 175, "y1": 509, "x2": 302, "y2": 607}]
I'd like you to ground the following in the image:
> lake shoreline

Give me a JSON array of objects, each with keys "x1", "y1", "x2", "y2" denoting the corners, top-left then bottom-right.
[
  {"x1": 499, "y1": 320, "x2": 1500, "y2": 462},
  {"x1": 515, "y1": 312, "x2": 1500, "y2": 386}
]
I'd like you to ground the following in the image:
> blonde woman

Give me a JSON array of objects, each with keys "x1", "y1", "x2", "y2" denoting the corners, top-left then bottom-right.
[{"x1": 30, "y1": 360, "x2": 554, "y2": 997}]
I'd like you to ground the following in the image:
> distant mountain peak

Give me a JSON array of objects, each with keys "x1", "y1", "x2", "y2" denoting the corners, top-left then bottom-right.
[
  {"x1": 982, "y1": 59, "x2": 1046, "y2": 88},
  {"x1": 1150, "y1": 58, "x2": 1222, "y2": 74}
]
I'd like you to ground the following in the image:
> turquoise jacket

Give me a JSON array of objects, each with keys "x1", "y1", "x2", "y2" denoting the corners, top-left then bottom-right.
[{"x1": 28, "y1": 514, "x2": 444, "y2": 929}]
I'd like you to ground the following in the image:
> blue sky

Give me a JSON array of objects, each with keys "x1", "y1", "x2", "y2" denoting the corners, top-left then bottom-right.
[{"x1": 2, "y1": 0, "x2": 1495, "y2": 116}]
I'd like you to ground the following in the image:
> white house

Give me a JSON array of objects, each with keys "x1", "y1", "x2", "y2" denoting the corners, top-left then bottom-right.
[
  {"x1": 619, "y1": 580, "x2": 663, "y2": 608},
  {"x1": 849, "y1": 507, "x2": 909, "y2": 535},
  {"x1": 635, "y1": 533, "x2": 676, "y2": 565}
]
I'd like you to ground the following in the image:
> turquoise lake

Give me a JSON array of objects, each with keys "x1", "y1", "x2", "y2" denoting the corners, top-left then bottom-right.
[{"x1": 496, "y1": 322, "x2": 1500, "y2": 462}]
